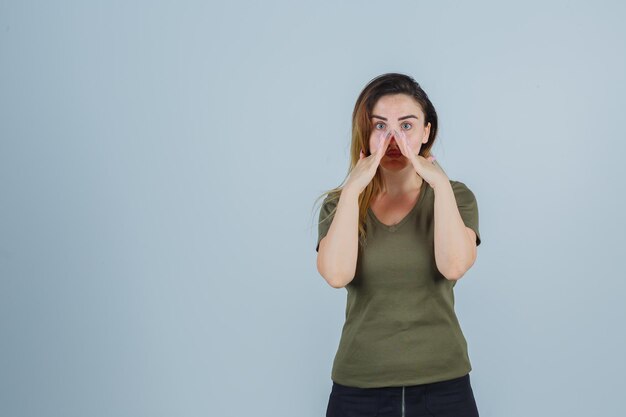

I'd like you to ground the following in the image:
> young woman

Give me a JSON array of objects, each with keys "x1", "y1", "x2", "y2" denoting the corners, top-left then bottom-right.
[{"x1": 315, "y1": 73, "x2": 482, "y2": 417}]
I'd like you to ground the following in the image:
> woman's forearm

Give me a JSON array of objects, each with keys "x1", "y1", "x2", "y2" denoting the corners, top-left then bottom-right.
[
  {"x1": 432, "y1": 181, "x2": 476, "y2": 280},
  {"x1": 316, "y1": 187, "x2": 361, "y2": 288}
]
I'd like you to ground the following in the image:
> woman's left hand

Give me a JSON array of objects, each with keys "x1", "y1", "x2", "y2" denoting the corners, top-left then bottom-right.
[{"x1": 394, "y1": 129, "x2": 449, "y2": 189}]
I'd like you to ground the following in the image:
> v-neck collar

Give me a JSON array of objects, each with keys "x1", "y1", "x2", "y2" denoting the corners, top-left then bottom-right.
[{"x1": 367, "y1": 181, "x2": 429, "y2": 232}]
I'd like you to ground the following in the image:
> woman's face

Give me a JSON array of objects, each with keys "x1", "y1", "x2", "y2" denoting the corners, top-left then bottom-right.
[{"x1": 368, "y1": 93, "x2": 431, "y2": 169}]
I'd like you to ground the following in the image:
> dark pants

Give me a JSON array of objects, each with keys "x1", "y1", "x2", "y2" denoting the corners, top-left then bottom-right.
[{"x1": 326, "y1": 373, "x2": 479, "y2": 417}]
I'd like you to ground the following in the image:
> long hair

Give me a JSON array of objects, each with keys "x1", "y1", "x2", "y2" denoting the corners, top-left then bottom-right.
[{"x1": 314, "y1": 72, "x2": 439, "y2": 247}]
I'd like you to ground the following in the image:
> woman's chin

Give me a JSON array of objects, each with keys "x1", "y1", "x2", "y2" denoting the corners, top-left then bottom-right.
[{"x1": 381, "y1": 157, "x2": 408, "y2": 170}]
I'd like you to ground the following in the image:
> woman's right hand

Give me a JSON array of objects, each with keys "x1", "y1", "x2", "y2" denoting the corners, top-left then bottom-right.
[{"x1": 344, "y1": 129, "x2": 392, "y2": 195}]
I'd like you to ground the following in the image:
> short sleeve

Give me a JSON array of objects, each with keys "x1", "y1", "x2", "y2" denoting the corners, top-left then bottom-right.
[
  {"x1": 451, "y1": 180, "x2": 482, "y2": 247},
  {"x1": 316, "y1": 194, "x2": 339, "y2": 252}
]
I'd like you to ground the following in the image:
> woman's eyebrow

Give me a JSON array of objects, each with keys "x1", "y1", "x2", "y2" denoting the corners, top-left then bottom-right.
[{"x1": 371, "y1": 114, "x2": 418, "y2": 121}]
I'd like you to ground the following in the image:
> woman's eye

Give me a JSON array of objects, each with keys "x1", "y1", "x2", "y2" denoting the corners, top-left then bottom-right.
[{"x1": 374, "y1": 122, "x2": 411, "y2": 130}]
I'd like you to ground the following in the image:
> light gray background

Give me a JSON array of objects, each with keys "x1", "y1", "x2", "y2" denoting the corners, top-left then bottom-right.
[{"x1": 1, "y1": 1, "x2": 625, "y2": 416}]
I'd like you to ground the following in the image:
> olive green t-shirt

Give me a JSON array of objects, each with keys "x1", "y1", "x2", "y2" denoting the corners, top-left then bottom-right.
[{"x1": 316, "y1": 179, "x2": 481, "y2": 388}]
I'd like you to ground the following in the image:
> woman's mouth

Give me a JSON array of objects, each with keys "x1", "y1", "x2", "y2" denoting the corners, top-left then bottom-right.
[{"x1": 386, "y1": 149, "x2": 402, "y2": 158}]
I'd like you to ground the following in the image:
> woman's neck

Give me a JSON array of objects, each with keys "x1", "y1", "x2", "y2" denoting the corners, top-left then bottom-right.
[{"x1": 379, "y1": 166, "x2": 423, "y2": 197}]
